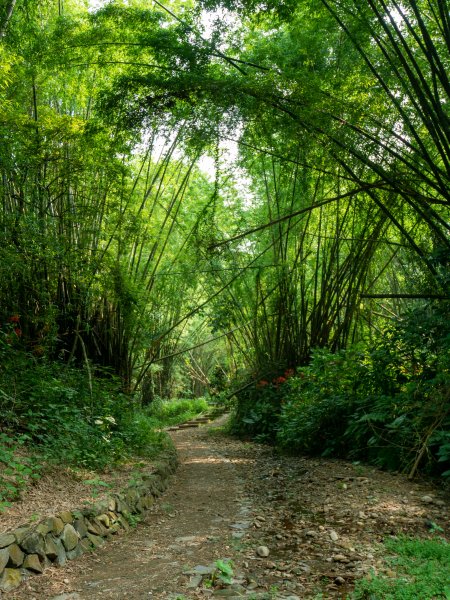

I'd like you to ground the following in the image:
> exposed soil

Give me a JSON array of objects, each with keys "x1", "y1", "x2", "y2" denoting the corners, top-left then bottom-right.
[{"x1": 4, "y1": 416, "x2": 450, "y2": 599}]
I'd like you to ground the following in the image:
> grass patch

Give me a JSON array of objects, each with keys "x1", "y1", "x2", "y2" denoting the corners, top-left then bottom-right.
[
  {"x1": 353, "y1": 536, "x2": 450, "y2": 599},
  {"x1": 147, "y1": 397, "x2": 210, "y2": 427}
]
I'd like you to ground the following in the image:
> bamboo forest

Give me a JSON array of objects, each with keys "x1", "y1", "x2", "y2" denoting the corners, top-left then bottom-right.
[{"x1": 0, "y1": 0, "x2": 449, "y2": 596}]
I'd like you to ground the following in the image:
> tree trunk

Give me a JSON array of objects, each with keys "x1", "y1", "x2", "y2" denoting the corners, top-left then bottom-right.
[{"x1": 0, "y1": 0, "x2": 17, "y2": 39}]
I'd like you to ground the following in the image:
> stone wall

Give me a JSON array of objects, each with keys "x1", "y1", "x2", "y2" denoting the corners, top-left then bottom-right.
[{"x1": 0, "y1": 449, "x2": 178, "y2": 593}]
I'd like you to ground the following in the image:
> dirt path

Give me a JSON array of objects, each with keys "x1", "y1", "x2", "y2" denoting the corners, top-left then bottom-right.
[{"x1": 8, "y1": 417, "x2": 449, "y2": 599}]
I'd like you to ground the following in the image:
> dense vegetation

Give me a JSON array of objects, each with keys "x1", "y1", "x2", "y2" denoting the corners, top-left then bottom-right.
[{"x1": 0, "y1": 0, "x2": 449, "y2": 498}]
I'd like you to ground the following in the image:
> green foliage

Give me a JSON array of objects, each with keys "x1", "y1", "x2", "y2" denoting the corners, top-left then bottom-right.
[
  {"x1": 0, "y1": 433, "x2": 41, "y2": 512},
  {"x1": 275, "y1": 303, "x2": 450, "y2": 477},
  {"x1": 82, "y1": 477, "x2": 111, "y2": 499},
  {"x1": 353, "y1": 536, "x2": 450, "y2": 600},
  {"x1": 214, "y1": 559, "x2": 234, "y2": 585},
  {"x1": 230, "y1": 371, "x2": 294, "y2": 442},
  {"x1": 277, "y1": 348, "x2": 365, "y2": 456},
  {"x1": 147, "y1": 396, "x2": 210, "y2": 427},
  {"x1": 117, "y1": 412, "x2": 172, "y2": 459},
  {"x1": 0, "y1": 348, "x2": 173, "y2": 472},
  {"x1": 1, "y1": 0, "x2": 450, "y2": 509},
  {"x1": 203, "y1": 559, "x2": 235, "y2": 588}
]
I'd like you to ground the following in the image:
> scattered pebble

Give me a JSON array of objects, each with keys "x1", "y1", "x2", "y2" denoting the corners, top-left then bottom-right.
[
  {"x1": 329, "y1": 530, "x2": 339, "y2": 542},
  {"x1": 333, "y1": 554, "x2": 350, "y2": 563},
  {"x1": 256, "y1": 546, "x2": 270, "y2": 557},
  {"x1": 421, "y1": 495, "x2": 434, "y2": 503}
]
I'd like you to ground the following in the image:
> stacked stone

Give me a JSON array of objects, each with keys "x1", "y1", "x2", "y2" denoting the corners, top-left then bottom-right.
[{"x1": 0, "y1": 450, "x2": 177, "y2": 593}]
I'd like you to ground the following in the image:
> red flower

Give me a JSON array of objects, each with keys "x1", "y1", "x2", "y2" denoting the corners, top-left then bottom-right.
[
  {"x1": 257, "y1": 380, "x2": 269, "y2": 388},
  {"x1": 8, "y1": 315, "x2": 20, "y2": 323},
  {"x1": 284, "y1": 368, "x2": 295, "y2": 378},
  {"x1": 274, "y1": 376, "x2": 287, "y2": 385}
]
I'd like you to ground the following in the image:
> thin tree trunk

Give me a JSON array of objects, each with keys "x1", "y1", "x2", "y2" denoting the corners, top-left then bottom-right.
[{"x1": 0, "y1": 0, "x2": 17, "y2": 39}]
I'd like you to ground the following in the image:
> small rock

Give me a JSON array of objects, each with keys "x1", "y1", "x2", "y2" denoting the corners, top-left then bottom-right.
[
  {"x1": 421, "y1": 495, "x2": 434, "y2": 504},
  {"x1": 46, "y1": 516, "x2": 65, "y2": 536},
  {"x1": 335, "y1": 576, "x2": 346, "y2": 585},
  {"x1": 175, "y1": 536, "x2": 197, "y2": 543},
  {"x1": 23, "y1": 554, "x2": 43, "y2": 573},
  {"x1": 333, "y1": 554, "x2": 350, "y2": 563},
  {"x1": 0, "y1": 534, "x2": 15, "y2": 549},
  {"x1": 86, "y1": 533, "x2": 104, "y2": 548},
  {"x1": 0, "y1": 568, "x2": 22, "y2": 592},
  {"x1": 434, "y1": 499, "x2": 446, "y2": 507},
  {"x1": 305, "y1": 530, "x2": 317, "y2": 537},
  {"x1": 186, "y1": 575, "x2": 203, "y2": 589},
  {"x1": 256, "y1": 546, "x2": 270, "y2": 557},
  {"x1": 0, "y1": 548, "x2": 9, "y2": 571},
  {"x1": 246, "y1": 580, "x2": 259, "y2": 590},
  {"x1": 293, "y1": 563, "x2": 311, "y2": 574},
  {"x1": 35, "y1": 522, "x2": 50, "y2": 536},
  {"x1": 61, "y1": 524, "x2": 80, "y2": 552},
  {"x1": 7, "y1": 543, "x2": 24, "y2": 567},
  {"x1": 73, "y1": 518, "x2": 88, "y2": 538},
  {"x1": 329, "y1": 530, "x2": 339, "y2": 542},
  {"x1": 50, "y1": 594, "x2": 81, "y2": 600},
  {"x1": 58, "y1": 511, "x2": 74, "y2": 524},
  {"x1": 13, "y1": 527, "x2": 30, "y2": 545},
  {"x1": 20, "y1": 532, "x2": 46, "y2": 559},
  {"x1": 192, "y1": 565, "x2": 215, "y2": 576},
  {"x1": 66, "y1": 543, "x2": 84, "y2": 560},
  {"x1": 97, "y1": 514, "x2": 110, "y2": 528},
  {"x1": 212, "y1": 584, "x2": 246, "y2": 596},
  {"x1": 53, "y1": 538, "x2": 67, "y2": 566},
  {"x1": 44, "y1": 535, "x2": 60, "y2": 561}
]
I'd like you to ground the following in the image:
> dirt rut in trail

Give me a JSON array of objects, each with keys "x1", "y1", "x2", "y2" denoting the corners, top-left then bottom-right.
[{"x1": 9, "y1": 416, "x2": 450, "y2": 599}]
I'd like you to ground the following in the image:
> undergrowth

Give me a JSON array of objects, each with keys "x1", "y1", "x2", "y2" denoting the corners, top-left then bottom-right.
[
  {"x1": 146, "y1": 396, "x2": 209, "y2": 427},
  {"x1": 353, "y1": 536, "x2": 450, "y2": 599},
  {"x1": 231, "y1": 302, "x2": 450, "y2": 478},
  {"x1": 0, "y1": 343, "x2": 210, "y2": 510}
]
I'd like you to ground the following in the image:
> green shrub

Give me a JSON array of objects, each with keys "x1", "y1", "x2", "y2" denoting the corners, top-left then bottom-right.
[
  {"x1": 0, "y1": 349, "x2": 173, "y2": 470},
  {"x1": 277, "y1": 347, "x2": 365, "y2": 456},
  {"x1": 116, "y1": 411, "x2": 171, "y2": 458},
  {"x1": 347, "y1": 302, "x2": 450, "y2": 475},
  {"x1": 275, "y1": 302, "x2": 450, "y2": 477},
  {"x1": 229, "y1": 372, "x2": 293, "y2": 442}
]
